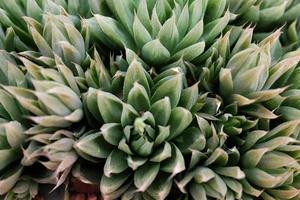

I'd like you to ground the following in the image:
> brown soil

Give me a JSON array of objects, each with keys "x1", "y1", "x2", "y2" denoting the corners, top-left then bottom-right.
[{"x1": 34, "y1": 178, "x2": 101, "y2": 200}]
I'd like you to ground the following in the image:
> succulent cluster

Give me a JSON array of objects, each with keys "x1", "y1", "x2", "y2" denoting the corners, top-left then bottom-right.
[{"x1": 0, "y1": 0, "x2": 300, "y2": 200}]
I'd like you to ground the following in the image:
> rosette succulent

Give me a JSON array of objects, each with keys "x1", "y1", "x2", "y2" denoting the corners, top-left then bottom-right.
[
  {"x1": 21, "y1": 129, "x2": 78, "y2": 189},
  {"x1": 75, "y1": 60, "x2": 205, "y2": 199},
  {"x1": 3, "y1": 80, "x2": 83, "y2": 129},
  {"x1": 0, "y1": 0, "x2": 299, "y2": 200},
  {"x1": 0, "y1": 120, "x2": 26, "y2": 196},
  {"x1": 84, "y1": 0, "x2": 232, "y2": 66},
  {"x1": 230, "y1": 0, "x2": 300, "y2": 51}
]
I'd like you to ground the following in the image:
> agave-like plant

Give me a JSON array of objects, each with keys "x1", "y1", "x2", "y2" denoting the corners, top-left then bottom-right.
[
  {"x1": 3, "y1": 79, "x2": 83, "y2": 129},
  {"x1": 0, "y1": 0, "x2": 299, "y2": 200},
  {"x1": 230, "y1": 0, "x2": 300, "y2": 51},
  {"x1": 233, "y1": 0, "x2": 300, "y2": 30},
  {"x1": 75, "y1": 60, "x2": 205, "y2": 199},
  {"x1": 84, "y1": 0, "x2": 233, "y2": 66},
  {"x1": 0, "y1": 120, "x2": 26, "y2": 196},
  {"x1": 21, "y1": 129, "x2": 78, "y2": 189},
  {"x1": 4, "y1": 177, "x2": 38, "y2": 200},
  {"x1": 176, "y1": 117, "x2": 300, "y2": 200}
]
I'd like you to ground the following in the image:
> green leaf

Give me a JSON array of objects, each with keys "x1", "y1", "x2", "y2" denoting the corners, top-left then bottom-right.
[
  {"x1": 133, "y1": 14, "x2": 152, "y2": 49},
  {"x1": 242, "y1": 148, "x2": 269, "y2": 168},
  {"x1": 121, "y1": 104, "x2": 139, "y2": 127},
  {"x1": 206, "y1": 174, "x2": 227, "y2": 198},
  {"x1": 94, "y1": 14, "x2": 135, "y2": 49},
  {"x1": 0, "y1": 89, "x2": 23, "y2": 122},
  {"x1": 168, "y1": 107, "x2": 192, "y2": 140},
  {"x1": 151, "y1": 74, "x2": 183, "y2": 108},
  {"x1": 104, "y1": 150, "x2": 128, "y2": 177},
  {"x1": 189, "y1": 183, "x2": 207, "y2": 200},
  {"x1": 4, "y1": 121, "x2": 24, "y2": 148},
  {"x1": 106, "y1": 0, "x2": 134, "y2": 36},
  {"x1": 179, "y1": 82, "x2": 199, "y2": 110},
  {"x1": 28, "y1": 115, "x2": 71, "y2": 128},
  {"x1": 0, "y1": 165, "x2": 23, "y2": 195},
  {"x1": 232, "y1": 27, "x2": 253, "y2": 55},
  {"x1": 0, "y1": 148, "x2": 21, "y2": 170},
  {"x1": 245, "y1": 168, "x2": 291, "y2": 188},
  {"x1": 194, "y1": 167, "x2": 215, "y2": 183},
  {"x1": 136, "y1": 0, "x2": 152, "y2": 31},
  {"x1": 259, "y1": 2, "x2": 287, "y2": 28},
  {"x1": 150, "y1": 7, "x2": 162, "y2": 37},
  {"x1": 100, "y1": 170, "x2": 130, "y2": 195},
  {"x1": 202, "y1": 10, "x2": 230, "y2": 44},
  {"x1": 175, "y1": 127, "x2": 206, "y2": 153},
  {"x1": 261, "y1": 120, "x2": 300, "y2": 142},
  {"x1": 125, "y1": 48, "x2": 150, "y2": 70},
  {"x1": 189, "y1": 0, "x2": 207, "y2": 28},
  {"x1": 277, "y1": 106, "x2": 300, "y2": 121},
  {"x1": 241, "y1": 130, "x2": 268, "y2": 152},
  {"x1": 154, "y1": 126, "x2": 170, "y2": 145},
  {"x1": 247, "y1": 88, "x2": 286, "y2": 103},
  {"x1": 47, "y1": 86, "x2": 81, "y2": 111},
  {"x1": 214, "y1": 167, "x2": 245, "y2": 179},
  {"x1": 127, "y1": 156, "x2": 147, "y2": 170},
  {"x1": 26, "y1": 0, "x2": 43, "y2": 21},
  {"x1": 147, "y1": 174, "x2": 172, "y2": 200},
  {"x1": 57, "y1": 41, "x2": 82, "y2": 64},
  {"x1": 257, "y1": 151, "x2": 298, "y2": 169},
  {"x1": 256, "y1": 136, "x2": 298, "y2": 151},
  {"x1": 219, "y1": 68, "x2": 233, "y2": 97},
  {"x1": 205, "y1": 0, "x2": 226, "y2": 22},
  {"x1": 123, "y1": 59, "x2": 151, "y2": 101},
  {"x1": 127, "y1": 82, "x2": 150, "y2": 112},
  {"x1": 155, "y1": 0, "x2": 172, "y2": 23},
  {"x1": 176, "y1": 3, "x2": 189, "y2": 38},
  {"x1": 150, "y1": 97, "x2": 171, "y2": 126},
  {"x1": 134, "y1": 162, "x2": 160, "y2": 192},
  {"x1": 204, "y1": 148, "x2": 228, "y2": 166},
  {"x1": 241, "y1": 179, "x2": 263, "y2": 197},
  {"x1": 268, "y1": 186, "x2": 299, "y2": 200},
  {"x1": 172, "y1": 41, "x2": 205, "y2": 61},
  {"x1": 150, "y1": 142, "x2": 172, "y2": 162},
  {"x1": 3, "y1": 86, "x2": 45, "y2": 116},
  {"x1": 223, "y1": 178, "x2": 243, "y2": 199},
  {"x1": 83, "y1": 89, "x2": 102, "y2": 124},
  {"x1": 56, "y1": 63, "x2": 80, "y2": 95},
  {"x1": 29, "y1": 26, "x2": 53, "y2": 57},
  {"x1": 161, "y1": 144, "x2": 185, "y2": 176},
  {"x1": 243, "y1": 104, "x2": 278, "y2": 119},
  {"x1": 64, "y1": 22, "x2": 85, "y2": 58},
  {"x1": 158, "y1": 16, "x2": 179, "y2": 51},
  {"x1": 141, "y1": 39, "x2": 170, "y2": 65},
  {"x1": 75, "y1": 133, "x2": 113, "y2": 158},
  {"x1": 233, "y1": 64, "x2": 269, "y2": 95},
  {"x1": 97, "y1": 90, "x2": 123, "y2": 123},
  {"x1": 34, "y1": 92, "x2": 71, "y2": 116},
  {"x1": 131, "y1": 136, "x2": 154, "y2": 157},
  {"x1": 101, "y1": 123, "x2": 123, "y2": 146}
]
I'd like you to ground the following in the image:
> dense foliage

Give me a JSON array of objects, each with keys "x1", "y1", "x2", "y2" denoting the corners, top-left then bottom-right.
[{"x1": 0, "y1": 0, "x2": 300, "y2": 200}]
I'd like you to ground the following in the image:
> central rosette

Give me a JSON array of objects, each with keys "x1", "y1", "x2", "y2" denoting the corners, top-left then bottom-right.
[
  {"x1": 131, "y1": 112, "x2": 156, "y2": 156},
  {"x1": 75, "y1": 60, "x2": 205, "y2": 198}
]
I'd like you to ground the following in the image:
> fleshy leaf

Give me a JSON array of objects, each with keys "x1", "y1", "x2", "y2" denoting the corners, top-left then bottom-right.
[
  {"x1": 134, "y1": 162, "x2": 160, "y2": 192},
  {"x1": 104, "y1": 150, "x2": 128, "y2": 177}
]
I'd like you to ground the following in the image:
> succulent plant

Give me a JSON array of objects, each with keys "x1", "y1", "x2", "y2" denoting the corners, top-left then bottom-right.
[
  {"x1": 75, "y1": 60, "x2": 204, "y2": 199},
  {"x1": 0, "y1": 120, "x2": 26, "y2": 196},
  {"x1": 4, "y1": 177, "x2": 38, "y2": 200},
  {"x1": 0, "y1": 0, "x2": 300, "y2": 200},
  {"x1": 84, "y1": 0, "x2": 233, "y2": 67},
  {"x1": 21, "y1": 129, "x2": 78, "y2": 189},
  {"x1": 230, "y1": 0, "x2": 300, "y2": 51}
]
